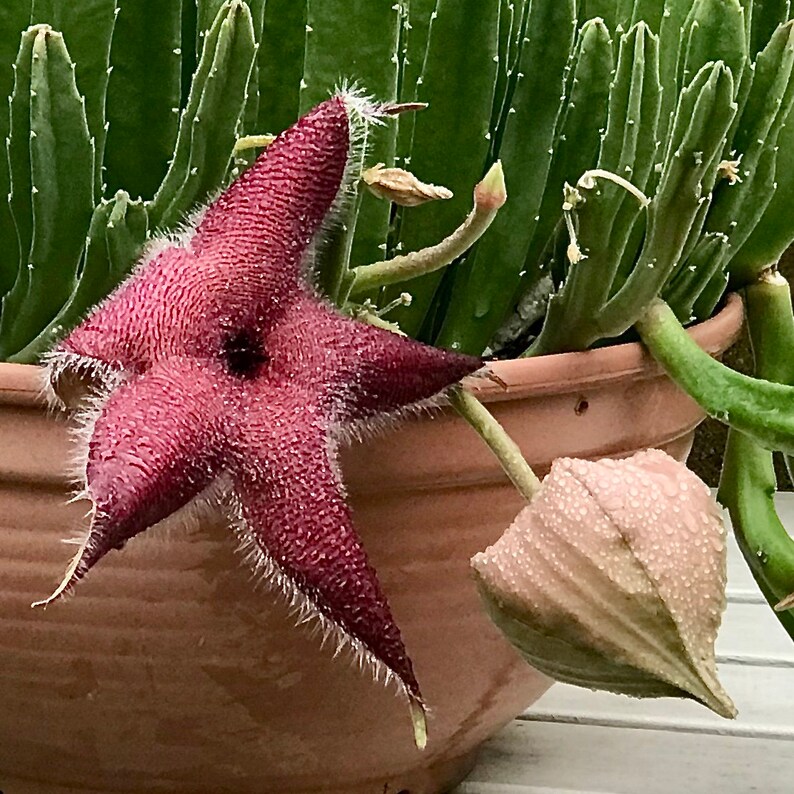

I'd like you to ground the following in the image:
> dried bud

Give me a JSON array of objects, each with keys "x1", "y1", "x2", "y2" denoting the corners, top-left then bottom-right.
[
  {"x1": 362, "y1": 163, "x2": 453, "y2": 207},
  {"x1": 472, "y1": 449, "x2": 736, "y2": 718}
]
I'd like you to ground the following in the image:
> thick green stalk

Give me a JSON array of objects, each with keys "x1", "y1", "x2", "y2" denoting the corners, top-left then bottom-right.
[
  {"x1": 104, "y1": 0, "x2": 182, "y2": 200},
  {"x1": 0, "y1": 4, "x2": 33, "y2": 295},
  {"x1": 29, "y1": 0, "x2": 117, "y2": 194},
  {"x1": 257, "y1": 0, "x2": 306, "y2": 135},
  {"x1": 301, "y1": 0, "x2": 403, "y2": 269},
  {"x1": 636, "y1": 297, "x2": 794, "y2": 456},
  {"x1": 149, "y1": 0, "x2": 256, "y2": 230},
  {"x1": 0, "y1": 26, "x2": 94, "y2": 359},
  {"x1": 382, "y1": 0, "x2": 501, "y2": 339},
  {"x1": 435, "y1": 0, "x2": 577, "y2": 354},
  {"x1": 9, "y1": 191, "x2": 148, "y2": 362},
  {"x1": 718, "y1": 272, "x2": 794, "y2": 639}
]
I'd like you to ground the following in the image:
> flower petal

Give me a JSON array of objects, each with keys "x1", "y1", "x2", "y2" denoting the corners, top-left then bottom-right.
[
  {"x1": 191, "y1": 96, "x2": 351, "y2": 294},
  {"x1": 269, "y1": 298, "x2": 481, "y2": 425},
  {"x1": 225, "y1": 387, "x2": 425, "y2": 738},
  {"x1": 34, "y1": 358, "x2": 226, "y2": 606}
]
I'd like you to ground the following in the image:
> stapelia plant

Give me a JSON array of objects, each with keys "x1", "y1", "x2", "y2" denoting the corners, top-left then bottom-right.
[{"x1": 36, "y1": 96, "x2": 482, "y2": 747}]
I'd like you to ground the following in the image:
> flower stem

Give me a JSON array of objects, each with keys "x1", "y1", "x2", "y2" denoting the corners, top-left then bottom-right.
[
  {"x1": 450, "y1": 387, "x2": 541, "y2": 502},
  {"x1": 346, "y1": 161, "x2": 507, "y2": 299}
]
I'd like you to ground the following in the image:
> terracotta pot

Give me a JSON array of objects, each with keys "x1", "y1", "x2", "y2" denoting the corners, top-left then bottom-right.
[{"x1": 0, "y1": 295, "x2": 742, "y2": 794}]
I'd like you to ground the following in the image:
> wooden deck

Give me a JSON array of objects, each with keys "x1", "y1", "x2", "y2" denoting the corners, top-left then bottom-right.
[{"x1": 457, "y1": 494, "x2": 794, "y2": 794}]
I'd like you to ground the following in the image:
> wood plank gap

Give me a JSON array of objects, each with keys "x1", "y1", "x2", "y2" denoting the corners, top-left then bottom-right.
[{"x1": 516, "y1": 712, "x2": 794, "y2": 741}]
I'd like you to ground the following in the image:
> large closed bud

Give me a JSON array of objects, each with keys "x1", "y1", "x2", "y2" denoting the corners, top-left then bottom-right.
[{"x1": 472, "y1": 449, "x2": 736, "y2": 718}]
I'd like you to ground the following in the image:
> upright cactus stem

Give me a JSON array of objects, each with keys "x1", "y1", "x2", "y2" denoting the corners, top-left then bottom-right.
[{"x1": 0, "y1": 25, "x2": 94, "y2": 360}]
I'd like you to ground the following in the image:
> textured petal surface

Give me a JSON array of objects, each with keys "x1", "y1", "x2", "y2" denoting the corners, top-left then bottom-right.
[
  {"x1": 268, "y1": 296, "x2": 482, "y2": 419},
  {"x1": 226, "y1": 386, "x2": 421, "y2": 701},
  {"x1": 37, "y1": 359, "x2": 229, "y2": 605},
  {"x1": 472, "y1": 450, "x2": 735, "y2": 717}
]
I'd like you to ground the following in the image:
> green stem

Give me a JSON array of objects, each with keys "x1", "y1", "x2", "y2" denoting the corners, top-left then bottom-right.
[
  {"x1": 717, "y1": 271, "x2": 794, "y2": 634},
  {"x1": 635, "y1": 297, "x2": 794, "y2": 455},
  {"x1": 348, "y1": 162, "x2": 506, "y2": 298},
  {"x1": 449, "y1": 387, "x2": 542, "y2": 502}
]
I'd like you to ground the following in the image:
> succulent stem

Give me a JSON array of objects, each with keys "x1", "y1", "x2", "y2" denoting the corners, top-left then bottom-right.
[{"x1": 717, "y1": 269, "x2": 794, "y2": 638}]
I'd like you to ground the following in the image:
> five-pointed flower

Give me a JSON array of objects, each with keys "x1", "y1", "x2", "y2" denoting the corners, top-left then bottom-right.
[{"x1": 36, "y1": 95, "x2": 482, "y2": 745}]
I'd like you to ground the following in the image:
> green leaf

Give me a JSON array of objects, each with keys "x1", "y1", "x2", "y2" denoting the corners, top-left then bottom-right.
[
  {"x1": 149, "y1": 0, "x2": 257, "y2": 231},
  {"x1": 104, "y1": 0, "x2": 183, "y2": 200},
  {"x1": 29, "y1": 0, "x2": 117, "y2": 194},
  {"x1": 0, "y1": 26, "x2": 94, "y2": 358}
]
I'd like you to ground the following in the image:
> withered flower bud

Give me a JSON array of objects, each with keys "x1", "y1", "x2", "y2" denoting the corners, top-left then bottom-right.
[{"x1": 362, "y1": 163, "x2": 453, "y2": 207}]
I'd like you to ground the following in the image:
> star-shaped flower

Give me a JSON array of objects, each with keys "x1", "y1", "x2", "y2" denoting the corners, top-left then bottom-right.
[{"x1": 37, "y1": 95, "x2": 481, "y2": 745}]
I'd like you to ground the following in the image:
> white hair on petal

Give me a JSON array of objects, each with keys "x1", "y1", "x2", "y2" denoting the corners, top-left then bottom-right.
[{"x1": 223, "y1": 489, "x2": 417, "y2": 704}]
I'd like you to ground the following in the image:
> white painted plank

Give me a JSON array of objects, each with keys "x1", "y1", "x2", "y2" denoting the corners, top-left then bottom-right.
[
  {"x1": 456, "y1": 721, "x2": 794, "y2": 794},
  {"x1": 716, "y1": 601, "x2": 794, "y2": 664},
  {"x1": 525, "y1": 664, "x2": 794, "y2": 738}
]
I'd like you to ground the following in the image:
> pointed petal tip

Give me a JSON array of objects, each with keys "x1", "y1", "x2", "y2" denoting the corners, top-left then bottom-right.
[{"x1": 409, "y1": 696, "x2": 428, "y2": 750}]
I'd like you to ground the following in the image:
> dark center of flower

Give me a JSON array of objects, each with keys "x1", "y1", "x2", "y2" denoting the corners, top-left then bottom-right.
[{"x1": 222, "y1": 329, "x2": 269, "y2": 378}]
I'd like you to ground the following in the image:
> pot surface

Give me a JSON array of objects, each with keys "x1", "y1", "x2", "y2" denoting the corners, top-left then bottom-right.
[{"x1": 0, "y1": 295, "x2": 742, "y2": 793}]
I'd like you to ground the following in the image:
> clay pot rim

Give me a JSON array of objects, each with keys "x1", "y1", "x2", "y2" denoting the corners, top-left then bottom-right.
[{"x1": 0, "y1": 294, "x2": 743, "y2": 408}]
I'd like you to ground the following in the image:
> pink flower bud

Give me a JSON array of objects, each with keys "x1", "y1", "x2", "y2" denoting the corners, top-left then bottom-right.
[{"x1": 472, "y1": 449, "x2": 736, "y2": 718}]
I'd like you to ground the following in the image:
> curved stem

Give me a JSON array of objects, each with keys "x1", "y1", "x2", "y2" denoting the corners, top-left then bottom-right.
[
  {"x1": 347, "y1": 162, "x2": 506, "y2": 298},
  {"x1": 449, "y1": 387, "x2": 541, "y2": 502}
]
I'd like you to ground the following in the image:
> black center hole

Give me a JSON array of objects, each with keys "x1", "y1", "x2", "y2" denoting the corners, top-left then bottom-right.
[{"x1": 223, "y1": 329, "x2": 268, "y2": 378}]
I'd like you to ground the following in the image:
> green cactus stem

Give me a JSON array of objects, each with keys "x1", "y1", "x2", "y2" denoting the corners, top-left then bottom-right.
[
  {"x1": 30, "y1": 0, "x2": 117, "y2": 194},
  {"x1": 515, "y1": 17, "x2": 614, "y2": 301},
  {"x1": 0, "y1": 25, "x2": 94, "y2": 359},
  {"x1": 10, "y1": 190, "x2": 148, "y2": 363},
  {"x1": 301, "y1": 0, "x2": 404, "y2": 268},
  {"x1": 434, "y1": 0, "x2": 577, "y2": 355},
  {"x1": 381, "y1": 0, "x2": 501, "y2": 339},
  {"x1": 104, "y1": 0, "x2": 182, "y2": 200},
  {"x1": 148, "y1": 0, "x2": 256, "y2": 230},
  {"x1": 718, "y1": 271, "x2": 794, "y2": 639}
]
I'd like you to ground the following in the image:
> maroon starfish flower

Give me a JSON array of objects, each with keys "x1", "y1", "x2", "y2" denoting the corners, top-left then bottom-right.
[{"x1": 36, "y1": 95, "x2": 481, "y2": 745}]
